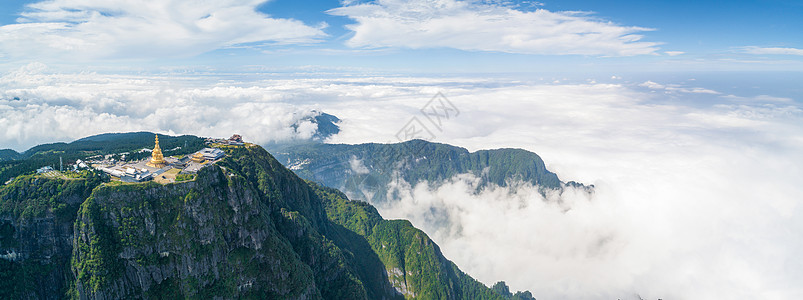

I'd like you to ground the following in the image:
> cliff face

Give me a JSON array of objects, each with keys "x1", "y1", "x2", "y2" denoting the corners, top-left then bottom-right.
[
  {"x1": 72, "y1": 165, "x2": 321, "y2": 299},
  {"x1": 0, "y1": 176, "x2": 101, "y2": 299},
  {"x1": 2, "y1": 144, "x2": 527, "y2": 299}
]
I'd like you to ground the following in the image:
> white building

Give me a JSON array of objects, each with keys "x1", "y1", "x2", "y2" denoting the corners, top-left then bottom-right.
[
  {"x1": 36, "y1": 166, "x2": 54, "y2": 174},
  {"x1": 98, "y1": 165, "x2": 153, "y2": 182},
  {"x1": 199, "y1": 148, "x2": 225, "y2": 161}
]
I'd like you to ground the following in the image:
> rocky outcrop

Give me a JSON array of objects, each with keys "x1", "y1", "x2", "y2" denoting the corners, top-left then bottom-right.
[{"x1": 72, "y1": 166, "x2": 320, "y2": 299}]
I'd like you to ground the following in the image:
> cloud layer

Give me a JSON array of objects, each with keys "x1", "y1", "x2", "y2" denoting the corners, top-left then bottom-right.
[
  {"x1": 324, "y1": 77, "x2": 803, "y2": 299},
  {"x1": 741, "y1": 46, "x2": 803, "y2": 56},
  {"x1": 329, "y1": 0, "x2": 660, "y2": 56},
  {"x1": 0, "y1": 63, "x2": 337, "y2": 150},
  {"x1": 0, "y1": 0, "x2": 326, "y2": 60},
  {"x1": 1, "y1": 65, "x2": 802, "y2": 299}
]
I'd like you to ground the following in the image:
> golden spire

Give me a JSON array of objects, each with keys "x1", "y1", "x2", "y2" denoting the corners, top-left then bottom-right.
[{"x1": 146, "y1": 134, "x2": 167, "y2": 168}]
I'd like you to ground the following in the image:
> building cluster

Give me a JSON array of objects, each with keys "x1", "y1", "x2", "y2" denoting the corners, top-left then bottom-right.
[
  {"x1": 33, "y1": 134, "x2": 245, "y2": 184},
  {"x1": 36, "y1": 166, "x2": 54, "y2": 174},
  {"x1": 97, "y1": 165, "x2": 160, "y2": 183},
  {"x1": 74, "y1": 159, "x2": 88, "y2": 170},
  {"x1": 35, "y1": 159, "x2": 89, "y2": 176},
  {"x1": 227, "y1": 134, "x2": 244, "y2": 145},
  {"x1": 206, "y1": 134, "x2": 245, "y2": 146},
  {"x1": 84, "y1": 134, "x2": 241, "y2": 183},
  {"x1": 191, "y1": 148, "x2": 224, "y2": 163}
]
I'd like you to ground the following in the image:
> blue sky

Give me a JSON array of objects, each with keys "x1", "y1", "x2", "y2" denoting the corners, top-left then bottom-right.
[
  {"x1": 0, "y1": 0, "x2": 800, "y2": 74},
  {"x1": 264, "y1": 0, "x2": 803, "y2": 52}
]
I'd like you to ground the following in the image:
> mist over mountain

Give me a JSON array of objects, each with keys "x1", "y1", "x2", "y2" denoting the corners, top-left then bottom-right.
[{"x1": 269, "y1": 139, "x2": 589, "y2": 205}]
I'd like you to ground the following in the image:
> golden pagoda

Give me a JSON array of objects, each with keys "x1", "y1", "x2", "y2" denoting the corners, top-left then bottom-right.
[{"x1": 146, "y1": 135, "x2": 167, "y2": 168}]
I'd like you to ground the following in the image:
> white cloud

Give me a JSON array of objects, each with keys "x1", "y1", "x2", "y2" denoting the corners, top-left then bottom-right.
[
  {"x1": 639, "y1": 80, "x2": 720, "y2": 94},
  {"x1": 639, "y1": 80, "x2": 665, "y2": 89},
  {"x1": 664, "y1": 51, "x2": 684, "y2": 56},
  {"x1": 722, "y1": 94, "x2": 794, "y2": 103},
  {"x1": 349, "y1": 156, "x2": 371, "y2": 174},
  {"x1": 0, "y1": 63, "x2": 337, "y2": 150},
  {"x1": 0, "y1": 0, "x2": 326, "y2": 60},
  {"x1": 741, "y1": 46, "x2": 803, "y2": 56},
  {"x1": 328, "y1": 0, "x2": 660, "y2": 56}
]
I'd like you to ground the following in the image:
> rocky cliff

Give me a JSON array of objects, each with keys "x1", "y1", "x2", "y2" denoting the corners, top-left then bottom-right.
[
  {"x1": 72, "y1": 165, "x2": 325, "y2": 299},
  {"x1": 0, "y1": 175, "x2": 101, "y2": 299},
  {"x1": 1, "y1": 144, "x2": 533, "y2": 299}
]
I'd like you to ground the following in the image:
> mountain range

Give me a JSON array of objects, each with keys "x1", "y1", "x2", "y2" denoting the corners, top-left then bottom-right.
[
  {"x1": 0, "y1": 132, "x2": 535, "y2": 299},
  {"x1": 269, "y1": 140, "x2": 591, "y2": 205}
]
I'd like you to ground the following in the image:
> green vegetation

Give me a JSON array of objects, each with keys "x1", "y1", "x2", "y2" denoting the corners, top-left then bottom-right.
[
  {"x1": 1, "y1": 137, "x2": 534, "y2": 299},
  {"x1": 0, "y1": 172, "x2": 103, "y2": 222},
  {"x1": 72, "y1": 196, "x2": 125, "y2": 293},
  {"x1": 0, "y1": 173, "x2": 103, "y2": 299},
  {"x1": 174, "y1": 173, "x2": 196, "y2": 182},
  {"x1": 0, "y1": 259, "x2": 58, "y2": 299},
  {"x1": 314, "y1": 182, "x2": 510, "y2": 299},
  {"x1": 0, "y1": 149, "x2": 21, "y2": 161},
  {"x1": 491, "y1": 281, "x2": 536, "y2": 300},
  {"x1": 70, "y1": 165, "x2": 322, "y2": 299}
]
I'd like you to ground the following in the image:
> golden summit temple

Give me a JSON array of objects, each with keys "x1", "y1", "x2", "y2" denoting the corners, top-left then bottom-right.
[
  {"x1": 146, "y1": 135, "x2": 167, "y2": 168},
  {"x1": 91, "y1": 134, "x2": 232, "y2": 183}
]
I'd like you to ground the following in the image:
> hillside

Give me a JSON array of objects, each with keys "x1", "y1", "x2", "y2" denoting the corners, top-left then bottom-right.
[
  {"x1": 0, "y1": 149, "x2": 20, "y2": 161},
  {"x1": 270, "y1": 139, "x2": 589, "y2": 203},
  {"x1": 0, "y1": 141, "x2": 533, "y2": 299}
]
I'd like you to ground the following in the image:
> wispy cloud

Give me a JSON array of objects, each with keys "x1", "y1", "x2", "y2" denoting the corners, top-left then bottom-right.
[
  {"x1": 639, "y1": 80, "x2": 720, "y2": 94},
  {"x1": 0, "y1": 0, "x2": 326, "y2": 60},
  {"x1": 328, "y1": 0, "x2": 660, "y2": 56},
  {"x1": 740, "y1": 46, "x2": 803, "y2": 56}
]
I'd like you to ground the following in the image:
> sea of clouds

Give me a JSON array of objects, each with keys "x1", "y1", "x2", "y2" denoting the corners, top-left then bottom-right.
[
  {"x1": 328, "y1": 76, "x2": 803, "y2": 299},
  {"x1": 1, "y1": 63, "x2": 802, "y2": 299}
]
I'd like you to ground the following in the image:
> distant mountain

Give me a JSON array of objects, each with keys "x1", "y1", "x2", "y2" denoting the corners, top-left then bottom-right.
[
  {"x1": 270, "y1": 139, "x2": 590, "y2": 204},
  {"x1": 73, "y1": 131, "x2": 160, "y2": 143},
  {"x1": 0, "y1": 149, "x2": 20, "y2": 161},
  {"x1": 0, "y1": 140, "x2": 533, "y2": 299},
  {"x1": 311, "y1": 112, "x2": 341, "y2": 141},
  {"x1": 291, "y1": 111, "x2": 341, "y2": 142}
]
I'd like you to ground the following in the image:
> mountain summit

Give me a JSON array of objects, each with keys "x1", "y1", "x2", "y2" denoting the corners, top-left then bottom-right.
[{"x1": 0, "y1": 137, "x2": 533, "y2": 299}]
